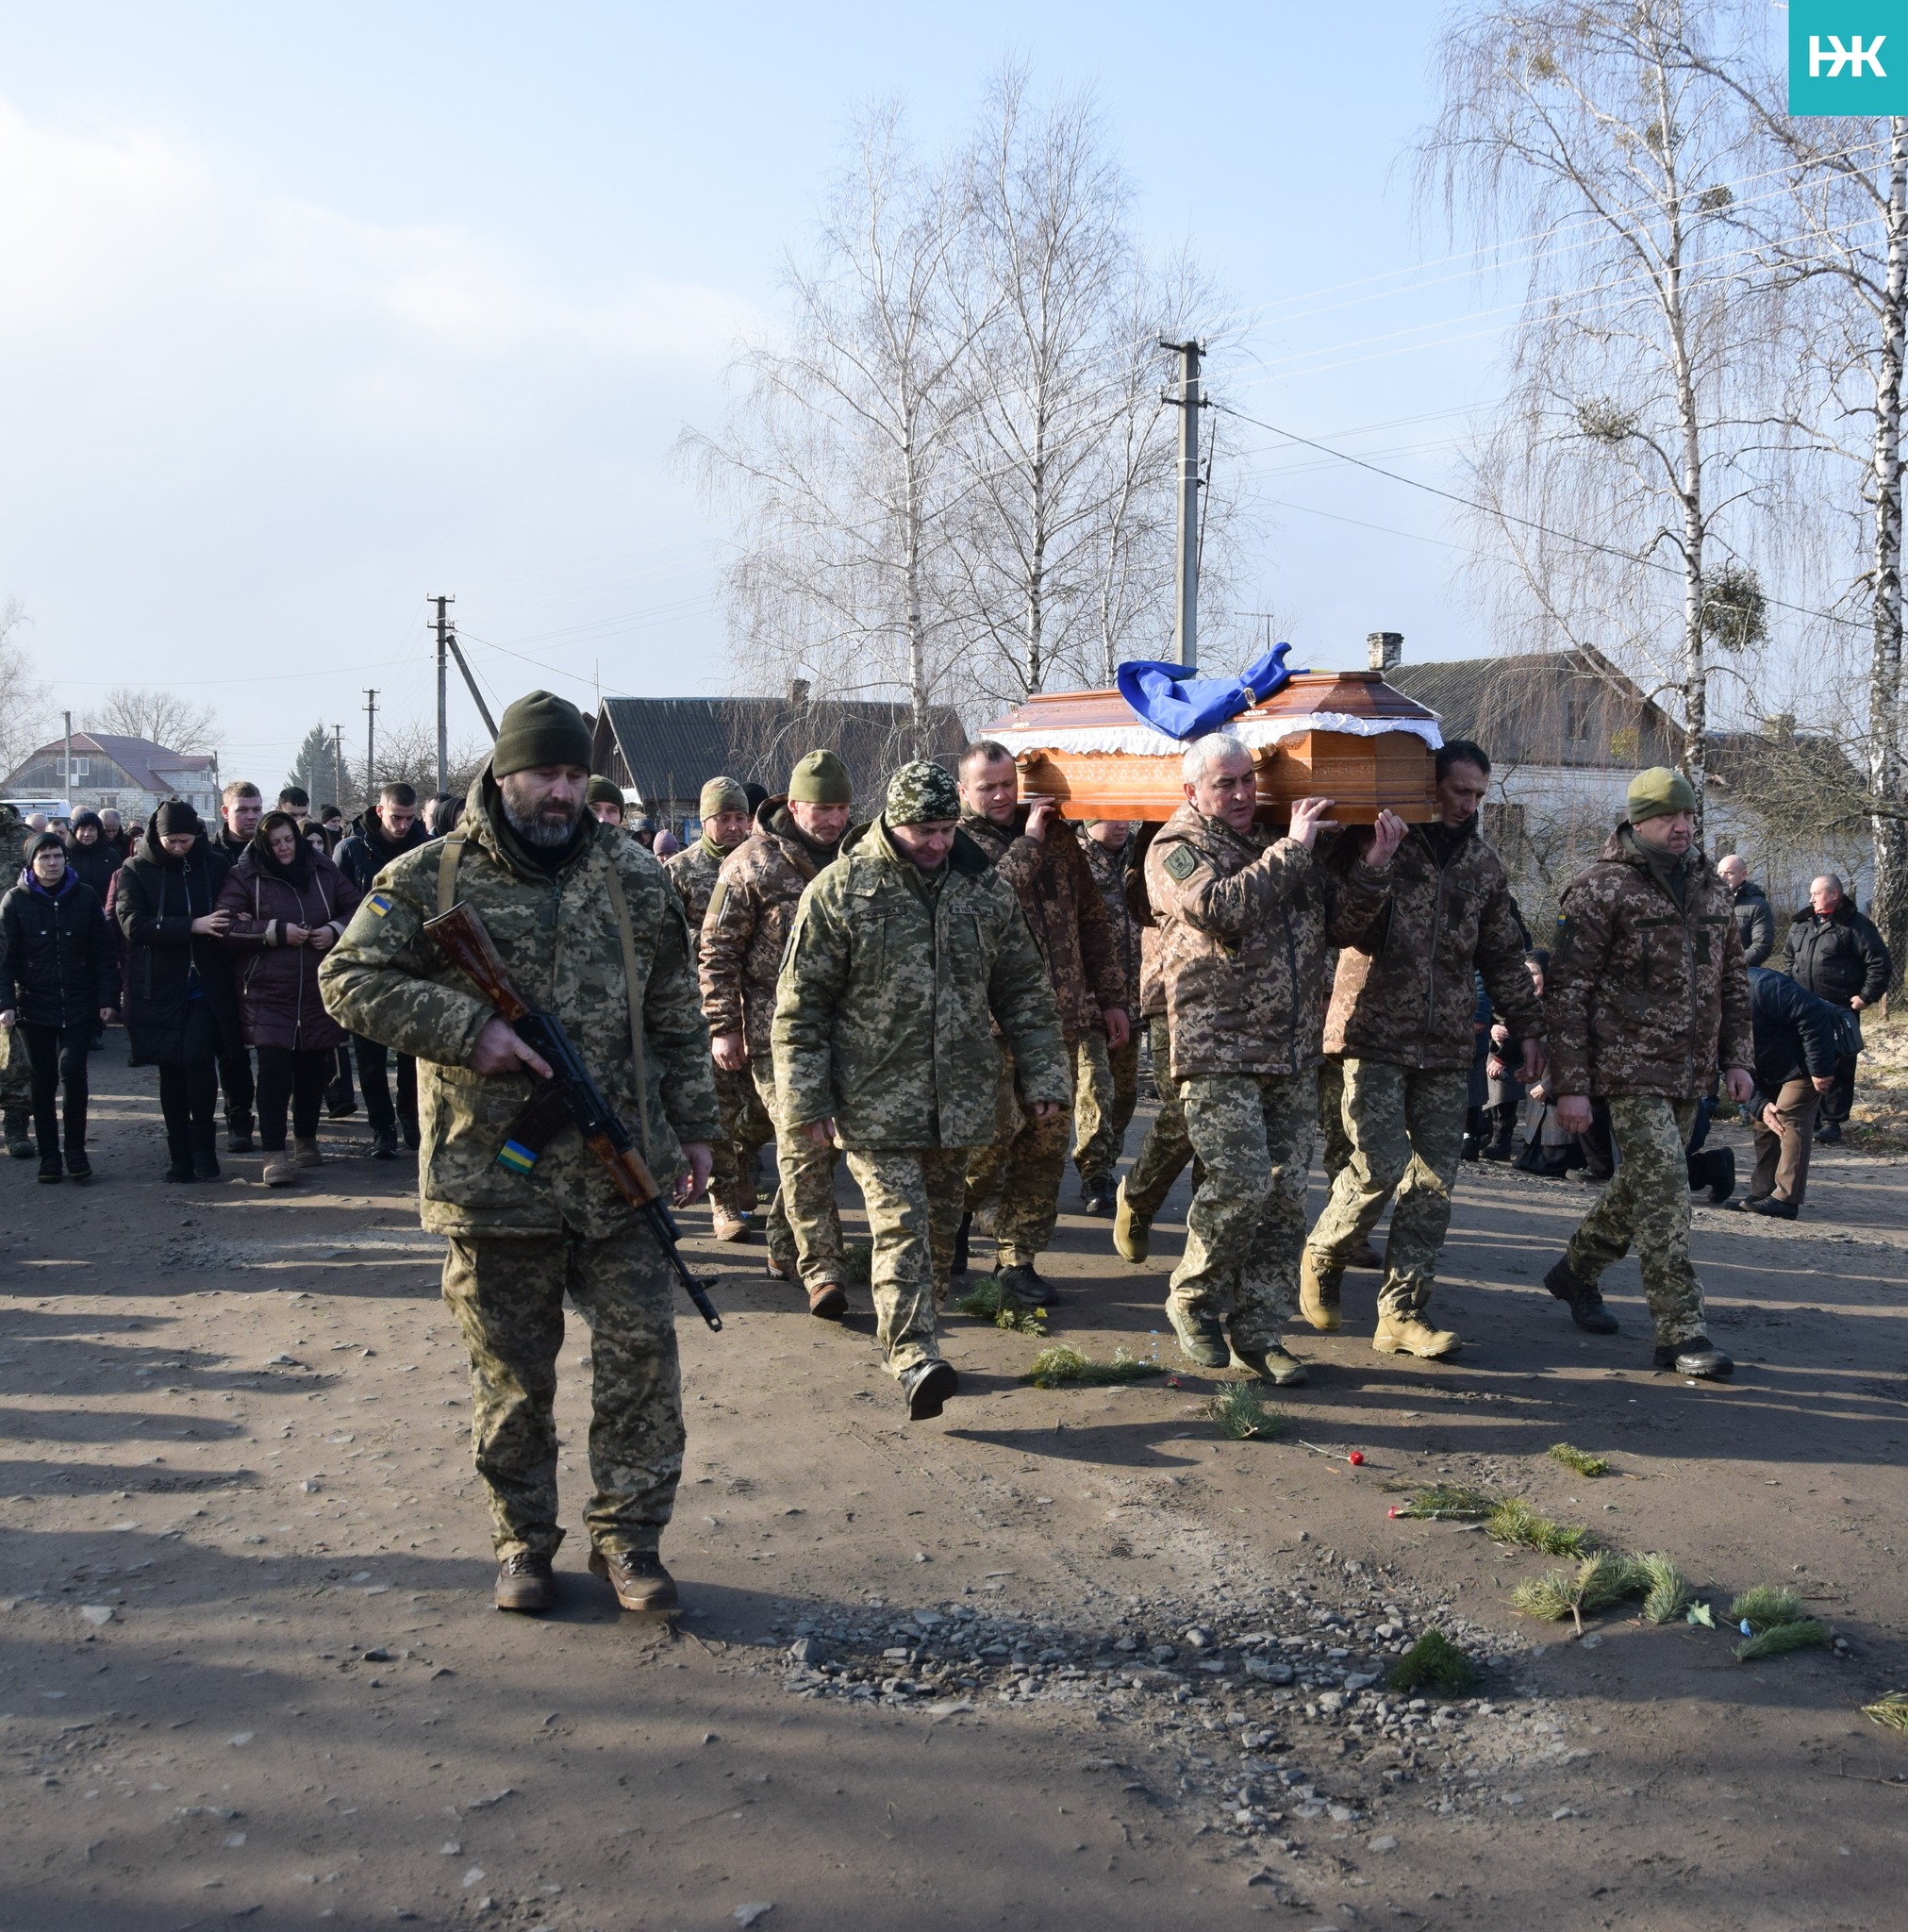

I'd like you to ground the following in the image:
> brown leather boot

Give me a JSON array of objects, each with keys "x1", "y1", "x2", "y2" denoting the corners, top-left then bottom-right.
[
  {"x1": 589, "y1": 1547, "x2": 678, "y2": 1611},
  {"x1": 1299, "y1": 1248, "x2": 1343, "y2": 1333},
  {"x1": 494, "y1": 1551, "x2": 556, "y2": 1612},
  {"x1": 806, "y1": 1280, "x2": 848, "y2": 1320}
]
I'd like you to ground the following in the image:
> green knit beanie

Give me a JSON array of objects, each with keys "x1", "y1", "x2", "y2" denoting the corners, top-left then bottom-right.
[
  {"x1": 585, "y1": 776, "x2": 623, "y2": 808},
  {"x1": 788, "y1": 749, "x2": 853, "y2": 804},
  {"x1": 1626, "y1": 766, "x2": 1697, "y2": 824},
  {"x1": 700, "y1": 775, "x2": 749, "y2": 818},
  {"x1": 886, "y1": 760, "x2": 961, "y2": 825},
  {"x1": 492, "y1": 691, "x2": 593, "y2": 778}
]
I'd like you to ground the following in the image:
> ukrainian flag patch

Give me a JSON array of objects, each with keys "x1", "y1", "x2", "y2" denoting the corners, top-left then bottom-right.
[
  {"x1": 496, "y1": 1140, "x2": 538, "y2": 1175},
  {"x1": 367, "y1": 891, "x2": 392, "y2": 918}
]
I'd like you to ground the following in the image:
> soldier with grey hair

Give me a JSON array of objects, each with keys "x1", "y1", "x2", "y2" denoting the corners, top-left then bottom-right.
[
  {"x1": 1145, "y1": 732, "x2": 1403, "y2": 1385},
  {"x1": 773, "y1": 760, "x2": 1066, "y2": 1420}
]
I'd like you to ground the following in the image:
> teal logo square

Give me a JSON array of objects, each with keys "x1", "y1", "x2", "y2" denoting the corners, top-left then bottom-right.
[{"x1": 1790, "y1": 4, "x2": 1908, "y2": 114}]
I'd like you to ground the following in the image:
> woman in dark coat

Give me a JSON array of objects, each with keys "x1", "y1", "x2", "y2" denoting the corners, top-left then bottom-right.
[
  {"x1": 66, "y1": 809, "x2": 124, "y2": 1050},
  {"x1": 216, "y1": 810, "x2": 360, "y2": 1186},
  {"x1": 0, "y1": 831, "x2": 117, "y2": 1180},
  {"x1": 115, "y1": 800, "x2": 241, "y2": 1181}
]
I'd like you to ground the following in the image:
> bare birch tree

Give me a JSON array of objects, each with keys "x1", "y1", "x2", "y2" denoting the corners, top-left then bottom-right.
[
  {"x1": 85, "y1": 685, "x2": 221, "y2": 754},
  {"x1": 1419, "y1": 0, "x2": 1784, "y2": 830},
  {"x1": 680, "y1": 107, "x2": 975, "y2": 744},
  {"x1": 0, "y1": 600, "x2": 49, "y2": 780}
]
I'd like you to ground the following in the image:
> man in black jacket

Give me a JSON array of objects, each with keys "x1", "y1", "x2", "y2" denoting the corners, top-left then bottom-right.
[
  {"x1": 1735, "y1": 967, "x2": 1847, "y2": 1217},
  {"x1": 1717, "y1": 856, "x2": 1775, "y2": 967},
  {"x1": 212, "y1": 781, "x2": 263, "y2": 1145},
  {"x1": 1783, "y1": 874, "x2": 1892, "y2": 1142},
  {"x1": 333, "y1": 781, "x2": 430, "y2": 1158}
]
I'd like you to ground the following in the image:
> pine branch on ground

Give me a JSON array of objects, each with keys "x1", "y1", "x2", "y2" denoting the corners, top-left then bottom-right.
[
  {"x1": 1391, "y1": 1483, "x2": 1499, "y2": 1521},
  {"x1": 1730, "y1": 1585, "x2": 1807, "y2": 1633},
  {"x1": 1206, "y1": 1383, "x2": 1286, "y2": 1441},
  {"x1": 1862, "y1": 1691, "x2": 1908, "y2": 1735},
  {"x1": 1386, "y1": 1629, "x2": 1476, "y2": 1696},
  {"x1": 1734, "y1": 1619, "x2": 1830, "y2": 1661},
  {"x1": 1510, "y1": 1553, "x2": 1643, "y2": 1634},
  {"x1": 1635, "y1": 1552, "x2": 1692, "y2": 1624},
  {"x1": 1019, "y1": 1345, "x2": 1162, "y2": 1390},
  {"x1": 1547, "y1": 1441, "x2": 1611, "y2": 1477},
  {"x1": 1487, "y1": 1497, "x2": 1596, "y2": 1557},
  {"x1": 951, "y1": 1277, "x2": 1046, "y2": 1333}
]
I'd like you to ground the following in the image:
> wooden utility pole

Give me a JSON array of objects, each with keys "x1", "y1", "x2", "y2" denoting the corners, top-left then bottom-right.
[
  {"x1": 1161, "y1": 338, "x2": 1204, "y2": 670},
  {"x1": 332, "y1": 725, "x2": 345, "y2": 813},
  {"x1": 363, "y1": 690, "x2": 378, "y2": 811},
  {"x1": 433, "y1": 594, "x2": 454, "y2": 795}
]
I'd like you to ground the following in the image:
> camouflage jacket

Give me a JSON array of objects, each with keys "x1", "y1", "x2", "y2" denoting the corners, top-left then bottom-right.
[
  {"x1": 1324, "y1": 819, "x2": 1542, "y2": 1070},
  {"x1": 1545, "y1": 826, "x2": 1753, "y2": 1101},
  {"x1": 1144, "y1": 804, "x2": 1391, "y2": 1081},
  {"x1": 1075, "y1": 826, "x2": 1141, "y2": 1020},
  {"x1": 663, "y1": 833, "x2": 738, "y2": 976},
  {"x1": 319, "y1": 775, "x2": 720, "y2": 1240},
  {"x1": 771, "y1": 817, "x2": 1066, "y2": 1151},
  {"x1": 960, "y1": 808, "x2": 1127, "y2": 1039},
  {"x1": 698, "y1": 802, "x2": 833, "y2": 1061}
]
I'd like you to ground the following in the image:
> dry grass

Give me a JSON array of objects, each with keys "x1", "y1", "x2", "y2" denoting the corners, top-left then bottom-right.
[{"x1": 1850, "y1": 1011, "x2": 1908, "y2": 1152}]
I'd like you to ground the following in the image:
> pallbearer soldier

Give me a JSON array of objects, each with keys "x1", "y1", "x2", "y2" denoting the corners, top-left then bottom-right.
[
  {"x1": 773, "y1": 763, "x2": 1066, "y2": 1419},
  {"x1": 666, "y1": 777, "x2": 771, "y2": 1242},
  {"x1": 1538, "y1": 767, "x2": 1751, "y2": 1379},
  {"x1": 956, "y1": 741, "x2": 1128, "y2": 1308},
  {"x1": 1071, "y1": 819, "x2": 1142, "y2": 1216},
  {"x1": 321, "y1": 691, "x2": 718, "y2": 1614},
  {"x1": 1302, "y1": 740, "x2": 1544, "y2": 1359},
  {"x1": 1144, "y1": 733, "x2": 1402, "y2": 1385},
  {"x1": 700, "y1": 752, "x2": 853, "y2": 1316}
]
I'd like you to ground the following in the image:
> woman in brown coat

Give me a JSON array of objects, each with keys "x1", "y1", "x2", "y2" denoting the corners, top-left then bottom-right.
[{"x1": 216, "y1": 810, "x2": 360, "y2": 1185}]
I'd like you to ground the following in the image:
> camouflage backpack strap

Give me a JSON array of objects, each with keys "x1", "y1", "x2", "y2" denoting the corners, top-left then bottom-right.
[
  {"x1": 435, "y1": 834, "x2": 466, "y2": 917},
  {"x1": 601, "y1": 858, "x2": 655, "y2": 1167}
]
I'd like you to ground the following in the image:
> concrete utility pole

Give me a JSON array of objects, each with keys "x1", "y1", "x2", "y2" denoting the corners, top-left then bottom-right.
[
  {"x1": 332, "y1": 726, "x2": 345, "y2": 813},
  {"x1": 363, "y1": 690, "x2": 378, "y2": 811},
  {"x1": 432, "y1": 594, "x2": 454, "y2": 795},
  {"x1": 445, "y1": 629, "x2": 499, "y2": 740},
  {"x1": 1161, "y1": 338, "x2": 1204, "y2": 670}
]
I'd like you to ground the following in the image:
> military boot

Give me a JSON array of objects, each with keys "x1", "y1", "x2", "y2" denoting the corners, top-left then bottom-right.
[
  {"x1": 1544, "y1": 1257, "x2": 1618, "y2": 1334},
  {"x1": 1228, "y1": 1340, "x2": 1308, "y2": 1387},
  {"x1": 1372, "y1": 1310, "x2": 1462, "y2": 1359},
  {"x1": 996, "y1": 1261, "x2": 1057, "y2": 1309},
  {"x1": 1112, "y1": 1180, "x2": 1150, "y2": 1263},
  {"x1": 805, "y1": 1280, "x2": 848, "y2": 1321},
  {"x1": 901, "y1": 1358, "x2": 958, "y2": 1421},
  {"x1": 710, "y1": 1206, "x2": 751, "y2": 1242},
  {"x1": 494, "y1": 1551, "x2": 556, "y2": 1613},
  {"x1": 1653, "y1": 1335, "x2": 1734, "y2": 1379},
  {"x1": 4, "y1": 1110, "x2": 32, "y2": 1160},
  {"x1": 1299, "y1": 1248, "x2": 1343, "y2": 1333},
  {"x1": 1079, "y1": 1175, "x2": 1116, "y2": 1217},
  {"x1": 589, "y1": 1547, "x2": 679, "y2": 1612},
  {"x1": 1686, "y1": 1146, "x2": 1734, "y2": 1205},
  {"x1": 1166, "y1": 1302, "x2": 1228, "y2": 1368}
]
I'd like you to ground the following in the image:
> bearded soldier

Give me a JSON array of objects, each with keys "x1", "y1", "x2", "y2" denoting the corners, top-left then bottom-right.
[
  {"x1": 773, "y1": 763, "x2": 1066, "y2": 1419},
  {"x1": 1302, "y1": 740, "x2": 1544, "y2": 1359},
  {"x1": 700, "y1": 752, "x2": 853, "y2": 1318},
  {"x1": 1145, "y1": 734, "x2": 1402, "y2": 1385},
  {"x1": 1537, "y1": 767, "x2": 1751, "y2": 1379},
  {"x1": 666, "y1": 776, "x2": 769, "y2": 1242},
  {"x1": 955, "y1": 741, "x2": 1128, "y2": 1308},
  {"x1": 320, "y1": 691, "x2": 718, "y2": 1615}
]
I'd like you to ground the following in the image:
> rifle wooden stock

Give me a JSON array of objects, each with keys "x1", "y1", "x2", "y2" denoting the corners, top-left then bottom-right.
[{"x1": 424, "y1": 903, "x2": 531, "y2": 1023}]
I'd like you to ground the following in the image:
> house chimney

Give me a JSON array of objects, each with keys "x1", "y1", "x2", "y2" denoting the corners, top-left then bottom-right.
[
  {"x1": 1367, "y1": 631, "x2": 1403, "y2": 675},
  {"x1": 788, "y1": 677, "x2": 811, "y2": 708}
]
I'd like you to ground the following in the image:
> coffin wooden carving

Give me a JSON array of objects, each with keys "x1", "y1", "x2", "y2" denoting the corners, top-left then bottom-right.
[{"x1": 981, "y1": 669, "x2": 1441, "y2": 824}]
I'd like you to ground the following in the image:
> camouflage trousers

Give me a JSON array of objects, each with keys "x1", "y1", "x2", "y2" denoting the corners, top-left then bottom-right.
[
  {"x1": 965, "y1": 1043, "x2": 1075, "y2": 1267},
  {"x1": 440, "y1": 1226, "x2": 684, "y2": 1562},
  {"x1": 842, "y1": 1146, "x2": 968, "y2": 1378},
  {"x1": 1171, "y1": 1072, "x2": 1317, "y2": 1350},
  {"x1": 1317, "y1": 1060, "x2": 1352, "y2": 1190},
  {"x1": 1565, "y1": 1094, "x2": 1706, "y2": 1347},
  {"x1": 1072, "y1": 1031, "x2": 1139, "y2": 1187},
  {"x1": 708, "y1": 1061, "x2": 774, "y2": 1220},
  {"x1": 1307, "y1": 1060, "x2": 1469, "y2": 1318},
  {"x1": 750, "y1": 1062, "x2": 846, "y2": 1291},
  {"x1": 0, "y1": 1024, "x2": 29, "y2": 1114},
  {"x1": 1124, "y1": 1015, "x2": 1202, "y2": 1219}
]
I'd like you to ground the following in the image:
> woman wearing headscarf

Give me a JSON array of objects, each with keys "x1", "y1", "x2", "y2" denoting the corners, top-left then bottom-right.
[
  {"x1": 115, "y1": 801, "x2": 242, "y2": 1180},
  {"x1": 215, "y1": 809, "x2": 360, "y2": 1185},
  {"x1": 0, "y1": 831, "x2": 117, "y2": 1180},
  {"x1": 66, "y1": 809, "x2": 124, "y2": 1049}
]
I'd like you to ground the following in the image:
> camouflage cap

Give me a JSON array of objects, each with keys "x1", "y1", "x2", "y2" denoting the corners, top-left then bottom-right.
[
  {"x1": 886, "y1": 760, "x2": 961, "y2": 825},
  {"x1": 700, "y1": 775, "x2": 748, "y2": 818}
]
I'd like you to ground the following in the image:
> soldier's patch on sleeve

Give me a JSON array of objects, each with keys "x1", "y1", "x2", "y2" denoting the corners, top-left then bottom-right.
[
  {"x1": 366, "y1": 891, "x2": 392, "y2": 918},
  {"x1": 1552, "y1": 914, "x2": 1575, "y2": 956},
  {"x1": 1163, "y1": 843, "x2": 1203, "y2": 883},
  {"x1": 707, "y1": 881, "x2": 728, "y2": 924}
]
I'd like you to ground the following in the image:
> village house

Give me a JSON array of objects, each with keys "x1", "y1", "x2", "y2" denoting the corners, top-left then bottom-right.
[{"x1": 1, "y1": 731, "x2": 221, "y2": 825}]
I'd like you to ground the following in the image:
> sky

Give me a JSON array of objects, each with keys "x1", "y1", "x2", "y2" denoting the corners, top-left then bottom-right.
[{"x1": 0, "y1": 0, "x2": 1522, "y2": 791}]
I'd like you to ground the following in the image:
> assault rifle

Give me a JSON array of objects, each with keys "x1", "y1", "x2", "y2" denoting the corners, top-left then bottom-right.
[{"x1": 423, "y1": 900, "x2": 723, "y2": 1333}]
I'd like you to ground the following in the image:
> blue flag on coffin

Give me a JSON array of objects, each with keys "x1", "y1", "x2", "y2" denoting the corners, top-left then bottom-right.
[{"x1": 1114, "y1": 642, "x2": 1302, "y2": 741}]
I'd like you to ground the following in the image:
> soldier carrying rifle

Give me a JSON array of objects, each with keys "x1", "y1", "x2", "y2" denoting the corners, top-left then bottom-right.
[{"x1": 322, "y1": 691, "x2": 720, "y2": 1616}]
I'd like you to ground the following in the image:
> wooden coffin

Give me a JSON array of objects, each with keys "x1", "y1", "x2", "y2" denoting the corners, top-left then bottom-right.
[{"x1": 982, "y1": 669, "x2": 1439, "y2": 824}]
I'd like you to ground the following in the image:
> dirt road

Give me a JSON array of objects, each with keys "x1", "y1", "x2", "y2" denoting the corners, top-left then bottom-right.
[{"x1": 2, "y1": 1058, "x2": 1903, "y2": 1931}]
